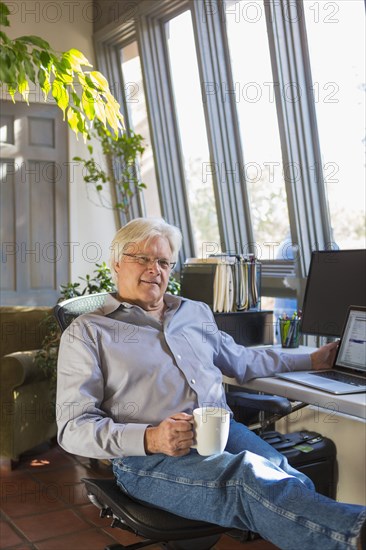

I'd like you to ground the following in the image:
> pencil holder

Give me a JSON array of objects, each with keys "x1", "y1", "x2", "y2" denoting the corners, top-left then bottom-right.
[{"x1": 279, "y1": 318, "x2": 300, "y2": 348}]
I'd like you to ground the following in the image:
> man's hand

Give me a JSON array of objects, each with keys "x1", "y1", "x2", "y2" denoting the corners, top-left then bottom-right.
[
  {"x1": 310, "y1": 341, "x2": 339, "y2": 371},
  {"x1": 144, "y1": 413, "x2": 194, "y2": 457}
]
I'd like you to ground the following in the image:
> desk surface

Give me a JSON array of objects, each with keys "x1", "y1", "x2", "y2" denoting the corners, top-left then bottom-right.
[{"x1": 223, "y1": 346, "x2": 366, "y2": 421}]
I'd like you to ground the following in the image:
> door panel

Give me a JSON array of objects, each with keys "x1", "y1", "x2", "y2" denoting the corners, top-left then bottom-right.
[
  {"x1": 0, "y1": 101, "x2": 69, "y2": 305},
  {"x1": 0, "y1": 159, "x2": 16, "y2": 291}
]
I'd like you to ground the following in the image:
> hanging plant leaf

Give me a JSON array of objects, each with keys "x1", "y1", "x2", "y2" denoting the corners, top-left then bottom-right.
[
  {"x1": 17, "y1": 35, "x2": 51, "y2": 49},
  {"x1": 0, "y1": 2, "x2": 124, "y2": 138}
]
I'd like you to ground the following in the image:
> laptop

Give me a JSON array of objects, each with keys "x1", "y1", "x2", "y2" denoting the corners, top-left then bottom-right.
[{"x1": 276, "y1": 306, "x2": 366, "y2": 394}]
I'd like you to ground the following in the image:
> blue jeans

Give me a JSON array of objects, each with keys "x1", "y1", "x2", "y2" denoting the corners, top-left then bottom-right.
[{"x1": 113, "y1": 420, "x2": 365, "y2": 549}]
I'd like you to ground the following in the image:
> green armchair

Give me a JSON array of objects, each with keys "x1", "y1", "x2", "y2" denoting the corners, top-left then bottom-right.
[{"x1": 0, "y1": 307, "x2": 57, "y2": 468}]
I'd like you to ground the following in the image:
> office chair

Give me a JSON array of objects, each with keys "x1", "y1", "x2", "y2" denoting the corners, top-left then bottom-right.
[{"x1": 54, "y1": 292, "x2": 296, "y2": 550}]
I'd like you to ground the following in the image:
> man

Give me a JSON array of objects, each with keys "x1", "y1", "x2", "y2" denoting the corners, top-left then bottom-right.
[{"x1": 57, "y1": 217, "x2": 365, "y2": 550}]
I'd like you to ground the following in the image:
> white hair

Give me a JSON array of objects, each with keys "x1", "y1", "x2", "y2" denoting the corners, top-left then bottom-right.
[{"x1": 110, "y1": 217, "x2": 182, "y2": 282}]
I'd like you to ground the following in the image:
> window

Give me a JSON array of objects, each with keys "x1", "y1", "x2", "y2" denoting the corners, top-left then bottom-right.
[
  {"x1": 225, "y1": 0, "x2": 291, "y2": 260},
  {"x1": 94, "y1": 0, "x2": 364, "y2": 310},
  {"x1": 120, "y1": 41, "x2": 161, "y2": 218},
  {"x1": 165, "y1": 10, "x2": 221, "y2": 256},
  {"x1": 304, "y1": 1, "x2": 366, "y2": 249}
]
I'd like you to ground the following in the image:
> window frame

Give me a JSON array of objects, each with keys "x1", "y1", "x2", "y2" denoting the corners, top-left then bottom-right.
[{"x1": 94, "y1": 0, "x2": 334, "y2": 300}]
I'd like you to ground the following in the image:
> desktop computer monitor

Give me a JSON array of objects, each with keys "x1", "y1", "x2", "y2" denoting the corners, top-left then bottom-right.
[{"x1": 300, "y1": 249, "x2": 366, "y2": 337}]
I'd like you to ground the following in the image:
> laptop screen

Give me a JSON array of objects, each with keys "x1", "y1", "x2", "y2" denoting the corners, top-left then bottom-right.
[{"x1": 335, "y1": 307, "x2": 366, "y2": 373}]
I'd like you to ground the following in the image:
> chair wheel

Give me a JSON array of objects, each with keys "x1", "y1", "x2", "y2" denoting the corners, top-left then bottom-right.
[{"x1": 162, "y1": 534, "x2": 221, "y2": 550}]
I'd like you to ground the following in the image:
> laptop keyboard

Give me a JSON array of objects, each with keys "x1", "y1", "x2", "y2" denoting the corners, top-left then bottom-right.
[{"x1": 314, "y1": 370, "x2": 366, "y2": 387}]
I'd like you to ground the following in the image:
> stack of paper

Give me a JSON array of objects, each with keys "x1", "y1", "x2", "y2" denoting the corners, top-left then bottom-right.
[{"x1": 213, "y1": 260, "x2": 235, "y2": 312}]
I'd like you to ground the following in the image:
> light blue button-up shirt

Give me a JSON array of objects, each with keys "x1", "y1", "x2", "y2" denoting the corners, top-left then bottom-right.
[{"x1": 56, "y1": 293, "x2": 311, "y2": 459}]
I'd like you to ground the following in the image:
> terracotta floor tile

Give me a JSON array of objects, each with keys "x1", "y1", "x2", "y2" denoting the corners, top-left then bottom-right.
[
  {"x1": 0, "y1": 519, "x2": 26, "y2": 548},
  {"x1": 34, "y1": 527, "x2": 117, "y2": 550},
  {"x1": 29, "y1": 463, "x2": 90, "y2": 485},
  {"x1": 1, "y1": 475, "x2": 42, "y2": 503},
  {"x1": 2, "y1": 478, "x2": 78, "y2": 509},
  {"x1": 12, "y1": 508, "x2": 90, "y2": 542},
  {"x1": 57, "y1": 481, "x2": 91, "y2": 506},
  {"x1": 1, "y1": 490, "x2": 66, "y2": 518},
  {"x1": 1, "y1": 468, "x2": 36, "y2": 481}
]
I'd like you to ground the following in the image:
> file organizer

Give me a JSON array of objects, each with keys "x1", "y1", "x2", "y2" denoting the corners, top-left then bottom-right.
[{"x1": 181, "y1": 255, "x2": 261, "y2": 313}]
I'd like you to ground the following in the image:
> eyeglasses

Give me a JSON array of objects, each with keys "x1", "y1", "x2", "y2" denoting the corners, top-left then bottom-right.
[{"x1": 122, "y1": 253, "x2": 176, "y2": 271}]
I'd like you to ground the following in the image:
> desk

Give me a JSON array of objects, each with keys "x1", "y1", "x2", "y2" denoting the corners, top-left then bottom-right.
[
  {"x1": 224, "y1": 345, "x2": 366, "y2": 504},
  {"x1": 224, "y1": 345, "x2": 366, "y2": 421}
]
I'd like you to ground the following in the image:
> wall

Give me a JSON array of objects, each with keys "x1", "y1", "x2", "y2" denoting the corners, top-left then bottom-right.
[
  {"x1": 93, "y1": 0, "x2": 134, "y2": 32},
  {"x1": 2, "y1": 0, "x2": 117, "y2": 283}
]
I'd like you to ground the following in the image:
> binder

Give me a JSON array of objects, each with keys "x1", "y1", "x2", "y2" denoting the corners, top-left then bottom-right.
[{"x1": 182, "y1": 255, "x2": 261, "y2": 313}]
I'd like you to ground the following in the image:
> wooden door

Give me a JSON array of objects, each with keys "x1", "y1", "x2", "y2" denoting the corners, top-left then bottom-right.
[{"x1": 0, "y1": 101, "x2": 69, "y2": 305}]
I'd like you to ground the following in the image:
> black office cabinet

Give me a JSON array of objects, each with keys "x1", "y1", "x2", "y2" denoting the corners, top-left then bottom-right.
[
  {"x1": 214, "y1": 311, "x2": 274, "y2": 347},
  {"x1": 261, "y1": 430, "x2": 338, "y2": 499},
  {"x1": 181, "y1": 263, "x2": 217, "y2": 307},
  {"x1": 181, "y1": 264, "x2": 274, "y2": 347}
]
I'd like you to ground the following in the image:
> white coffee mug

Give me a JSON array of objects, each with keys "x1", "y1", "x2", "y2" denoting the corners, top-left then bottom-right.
[{"x1": 191, "y1": 406, "x2": 230, "y2": 456}]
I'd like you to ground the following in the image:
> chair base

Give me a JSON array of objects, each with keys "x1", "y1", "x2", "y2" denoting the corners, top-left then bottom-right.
[
  {"x1": 82, "y1": 478, "x2": 227, "y2": 549},
  {"x1": 105, "y1": 534, "x2": 221, "y2": 549},
  {"x1": 105, "y1": 541, "x2": 157, "y2": 550}
]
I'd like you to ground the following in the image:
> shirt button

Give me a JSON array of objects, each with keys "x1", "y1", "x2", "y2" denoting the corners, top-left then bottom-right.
[
  {"x1": 191, "y1": 379, "x2": 196, "y2": 385},
  {"x1": 177, "y1": 354, "x2": 182, "y2": 360}
]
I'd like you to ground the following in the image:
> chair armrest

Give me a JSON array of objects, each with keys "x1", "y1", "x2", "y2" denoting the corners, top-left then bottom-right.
[
  {"x1": 0, "y1": 350, "x2": 47, "y2": 389},
  {"x1": 226, "y1": 391, "x2": 292, "y2": 415}
]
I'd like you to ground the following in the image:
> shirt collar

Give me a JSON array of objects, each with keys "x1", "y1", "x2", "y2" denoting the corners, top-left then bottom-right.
[{"x1": 102, "y1": 291, "x2": 184, "y2": 317}]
